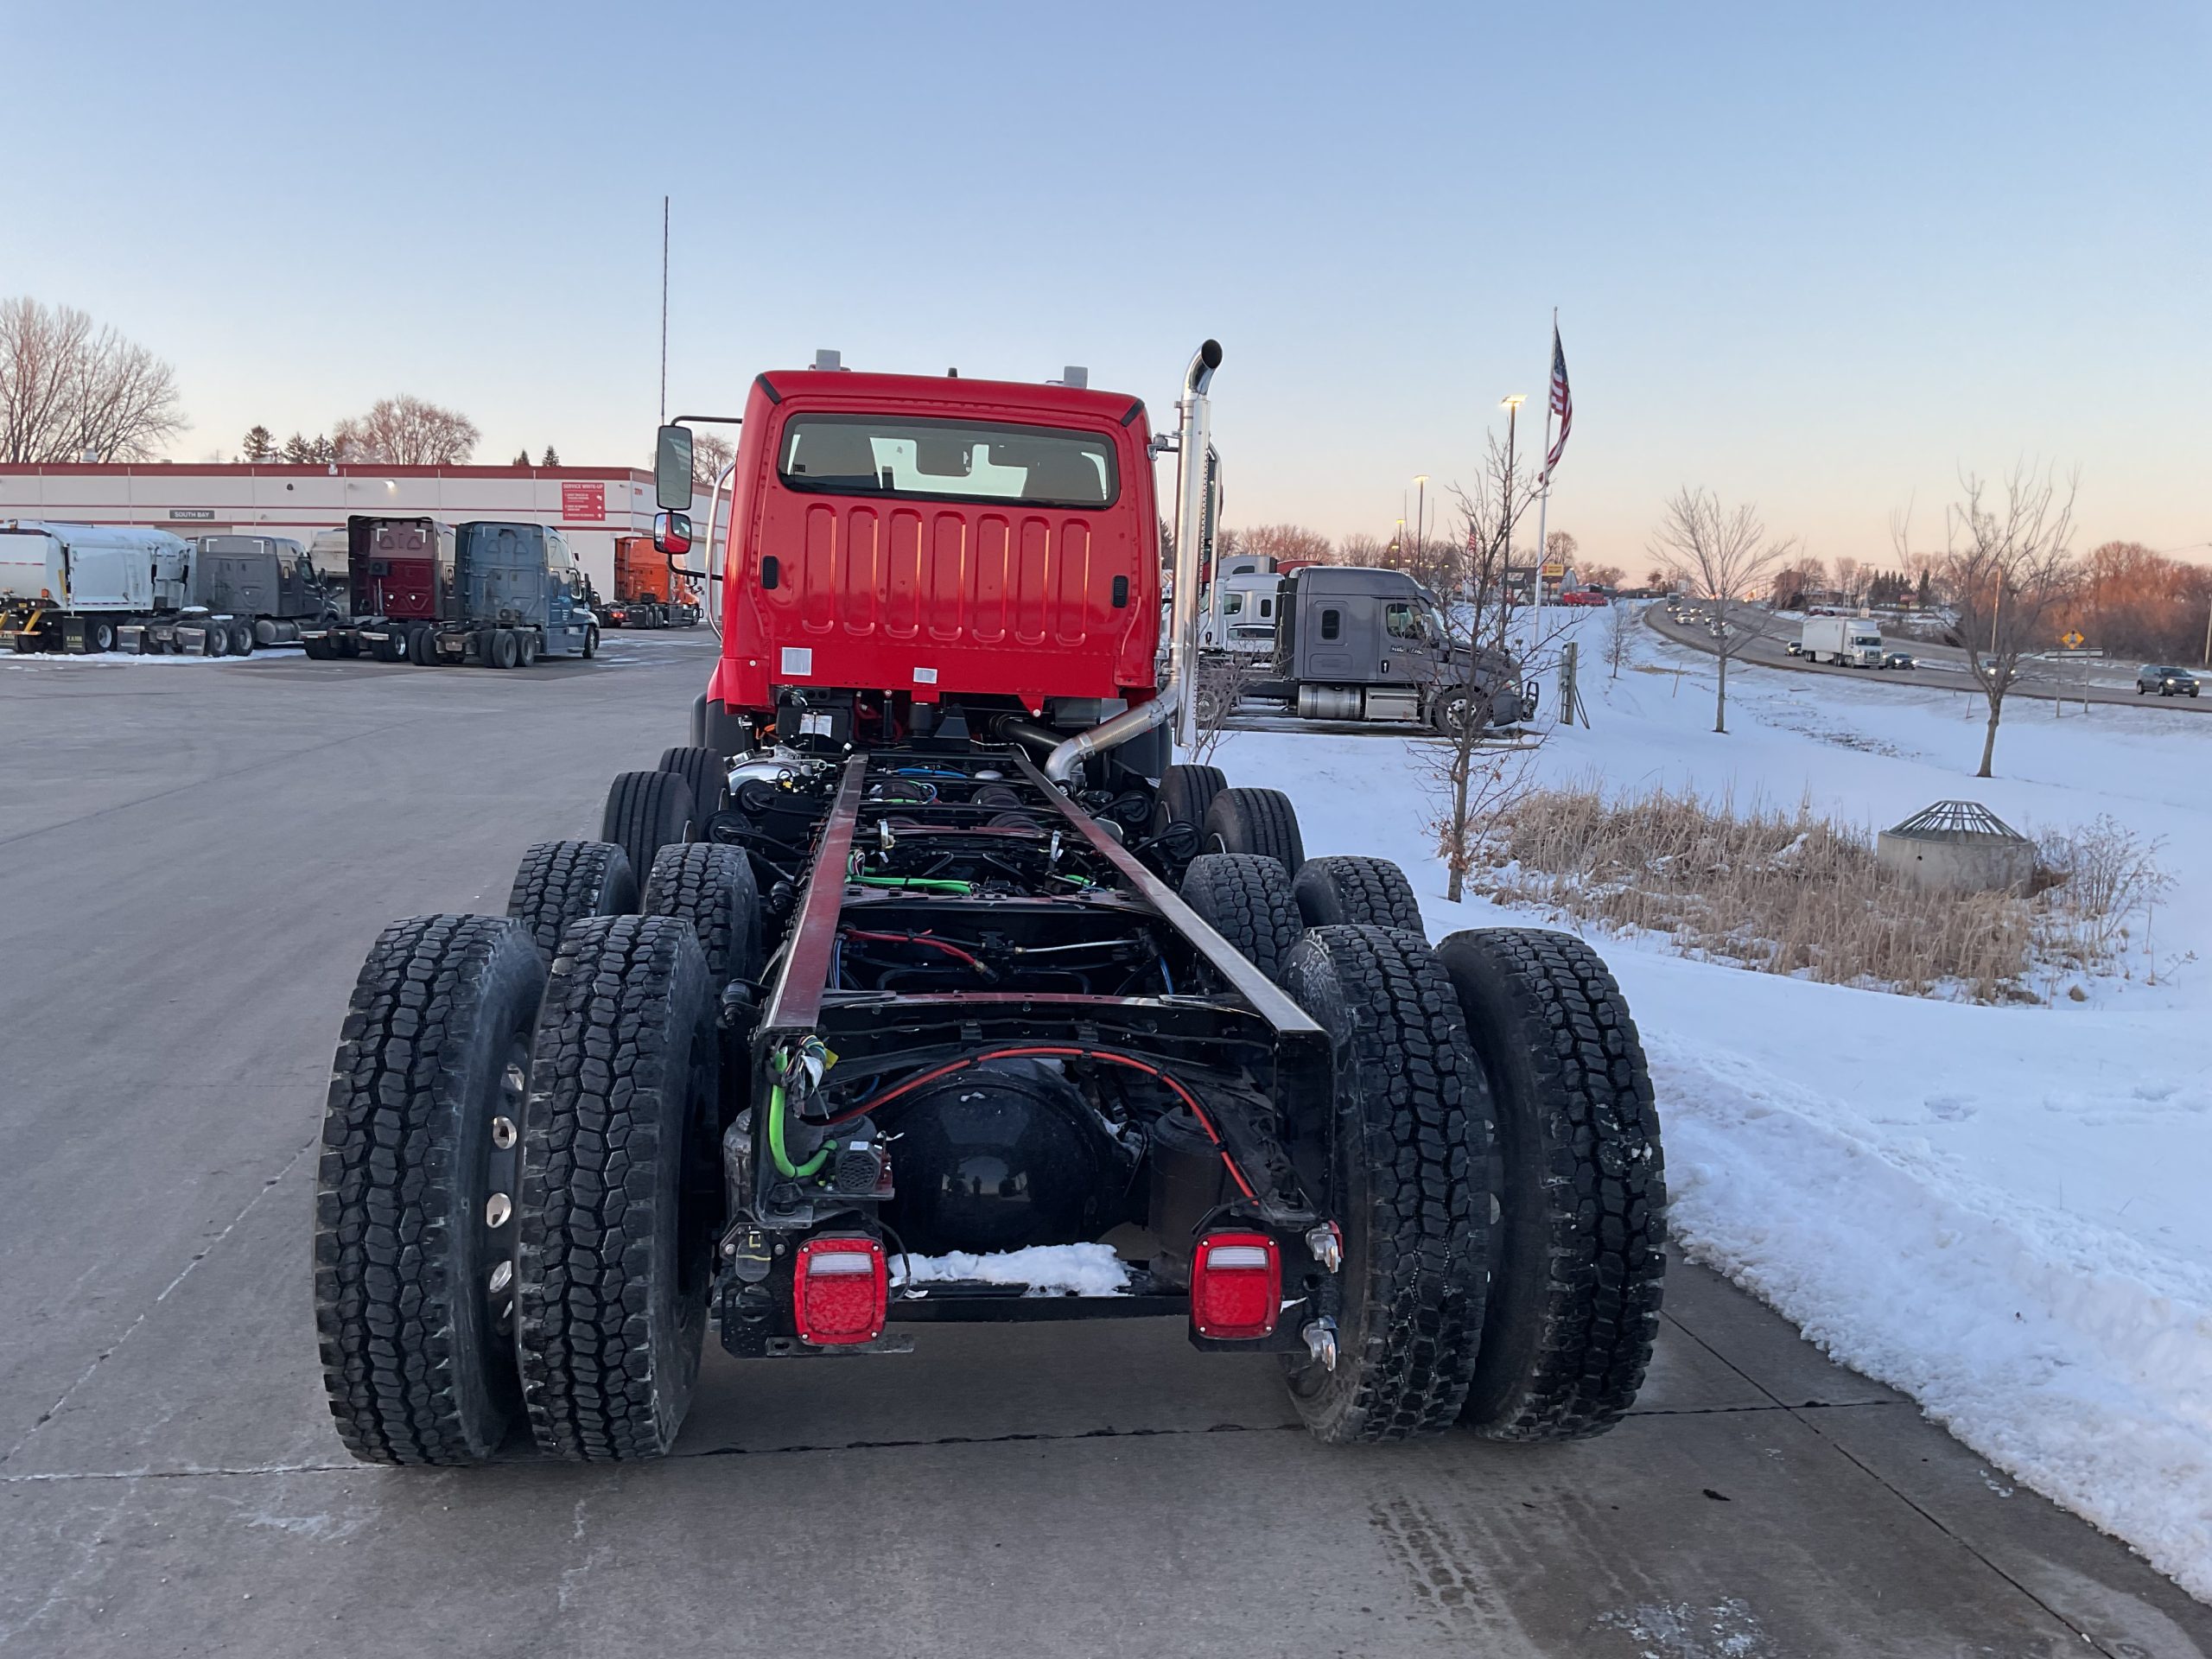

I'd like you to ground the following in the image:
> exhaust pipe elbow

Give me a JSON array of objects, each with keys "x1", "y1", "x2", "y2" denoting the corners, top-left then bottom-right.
[
  {"x1": 1043, "y1": 684, "x2": 1180, "y2": 785},
  {"x1": 1184, "y1": 339, "x2": 1223, "y2": 397}
]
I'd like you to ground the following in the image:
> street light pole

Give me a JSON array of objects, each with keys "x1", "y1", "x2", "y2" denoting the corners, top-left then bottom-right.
[
  {"x1": 1413, "y1": 474, "x2": 1428, "y2": 574},
  {"x1": 1499, "y1": 396, "x2": 1525, "y2": 662}
]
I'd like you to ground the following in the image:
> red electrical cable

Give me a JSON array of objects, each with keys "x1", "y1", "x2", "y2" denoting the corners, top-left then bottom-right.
[
  {"x1": 841, "y1": 929, "x2": 988, "y2": 973},
  {"x1": 818, "y1": 1045, "x2": 1257, "y2": 1199}
]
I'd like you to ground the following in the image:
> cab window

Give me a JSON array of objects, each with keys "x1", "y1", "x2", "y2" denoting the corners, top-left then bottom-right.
[
  {"x1": 1319, "y1": 607, "x2": 1342, "y2": 640},
  {"x1": 1384, "y1": 601, "x2": 1424, "y2": 641}
]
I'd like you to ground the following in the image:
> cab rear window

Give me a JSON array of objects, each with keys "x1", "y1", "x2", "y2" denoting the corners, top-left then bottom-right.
[{"x1": 778, "y1": 416, "x2": 1117, "y2": 508}]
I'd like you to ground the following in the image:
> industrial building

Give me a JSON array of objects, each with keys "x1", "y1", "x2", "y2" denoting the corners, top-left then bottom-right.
[{"x1": 0, "y1": 462, "x2": 673, "y2": 594}]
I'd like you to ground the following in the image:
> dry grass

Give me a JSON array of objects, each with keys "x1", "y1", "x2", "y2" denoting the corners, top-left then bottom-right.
[{"x1": 1462, "y1": 779, "x2": 2166, "y2": 1003}]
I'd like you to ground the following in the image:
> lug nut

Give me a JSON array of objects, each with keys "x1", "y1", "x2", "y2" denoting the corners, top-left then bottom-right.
[
  {"x1": 491, "y1": 1116, "x2": 517, "y2": 1150},
  {"x1": 488, "y1": 1260, "x2": 512, "y2": 1294},
  {"x1": 486, "y1": 1193, "x2": 512, "y2": 1227}
]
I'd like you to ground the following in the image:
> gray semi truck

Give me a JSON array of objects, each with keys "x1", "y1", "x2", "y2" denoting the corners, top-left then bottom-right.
[
  {"x1": 0, "y1": 520, "x2": 338, "y2": 656},
  {"x1": 1219, "y1": 565, "x2": 1535, "y2": 733}
]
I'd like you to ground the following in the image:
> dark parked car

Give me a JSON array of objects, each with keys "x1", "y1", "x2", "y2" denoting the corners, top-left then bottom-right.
[{"x1": 2138, "y1": 664, "x2": 2200, "y2": 697}]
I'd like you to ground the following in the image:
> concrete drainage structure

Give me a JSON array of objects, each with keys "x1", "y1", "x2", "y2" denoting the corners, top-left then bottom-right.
[{"x1": 1877, "y1": 799, "x2": 2035, "y2": 893}]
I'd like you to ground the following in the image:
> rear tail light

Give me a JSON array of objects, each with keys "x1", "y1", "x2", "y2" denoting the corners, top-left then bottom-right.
[
  {"x1": 794, "y1": 1235, "x2": 887, "y2": 1345},
  {"x1": 1191, "y1": 1232, "x2": 1280, "y2": 1339}
]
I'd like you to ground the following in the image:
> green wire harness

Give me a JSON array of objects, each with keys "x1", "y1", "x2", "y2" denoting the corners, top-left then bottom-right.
[{"x1": 766, "y1": 1050, "x2": 832, "y2": 1179}]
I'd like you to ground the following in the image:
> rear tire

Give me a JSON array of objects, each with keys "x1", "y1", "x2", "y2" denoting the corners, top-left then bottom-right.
[
  {"x1": 1294, "y1": 855, "x2": 1423, "y2": 935},
  {"x1": 1179, "y1": 853, "x2": 1301, "y2": 982},
  {"x1": 313, "y1": 915, "x2": 545, "y2": 1465},
  {"x1": 642, "y1": 842, "x2": 761, "y2": 987},
  {"x1": 409, "y1": 625, "x2": 436, "y2": 666},
  {"x1": 505, "y1": 839, "x2": 639, "y2": 960},
  {"x1": 1200, "y1": 786, "x2": 1305, "y2": 873},
  {"x1": 1433, "y1": 928, "x2": 1667, "y2": 1441},
  {"x1": 1279, "y1": 925, "x2": 1491, "y2": 1443},
  {"x1": 196, "y1": 626, "x2": 223, "y2": 658},
  {"x1": 518, "y1": 916, "x2": 721, "y2": 1460},
  {"x1": 1154, "y1": 763, "x2": 1226, "y2": 836},
  {"x1": 89, "y1": 619, "x2": 117, "y2": 652},
  {"x1": 657, "y1": 745, "x2": 728, "y2": 819},
  {"x1": 490, "y1": 628, "x2": 520, "y2": 670},
  {"x1": 229, "y1": 622, "x2": 256, "y2": 657},
  {"x1": 518, "y1": 630, "x2": 539, "y2": 668},
  {"x1": 601, "y1": 770, "x2": 695, "y2": 895}
]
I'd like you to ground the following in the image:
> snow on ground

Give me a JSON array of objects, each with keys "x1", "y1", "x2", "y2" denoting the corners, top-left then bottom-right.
[{"x1": 1220, "y1": 605, "x2": 2212, "y2": 1599}]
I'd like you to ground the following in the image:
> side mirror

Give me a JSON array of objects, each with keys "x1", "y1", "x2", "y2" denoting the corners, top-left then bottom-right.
[
  {"x1": 654, "y1": 511, "x2": 692, "y2": 556},
  {"x1": 654, "y1": 424, "x2": 694, "y2": 511}
]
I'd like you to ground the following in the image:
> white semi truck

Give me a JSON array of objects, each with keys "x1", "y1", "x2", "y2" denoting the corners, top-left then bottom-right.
[{"x1": 1800, "y1": 614, "x2": 1884, "y2": 667}]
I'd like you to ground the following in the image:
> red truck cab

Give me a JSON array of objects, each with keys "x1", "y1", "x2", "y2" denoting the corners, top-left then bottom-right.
[{"x1": 699, "y1": 370, "x2": 1161, "y2": 755}]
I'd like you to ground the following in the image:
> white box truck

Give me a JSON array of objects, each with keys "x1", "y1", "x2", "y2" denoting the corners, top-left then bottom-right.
[{"x1": 1801, "y1": 614, "x2": 1884, "y2": 667}]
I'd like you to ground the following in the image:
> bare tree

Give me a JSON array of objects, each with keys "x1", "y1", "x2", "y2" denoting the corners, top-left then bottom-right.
[
  {"x1": 1427, "y1": 434, "x2": 1554, "y2": 902},
  {"x1": 332, "y1": 395, "x2": 480, "y2": 465},
  {"x1": 1187, "y1": 652, "x2": 1260, "y2": 766},
  {"x1": 1336, "y1": 531, "x2": 1388, "y2": 567},
  {"x1": 689, "y1": 430, "x2": 736, "y2": 493},
  {"x1": 1649, "y1": 487, "x2": 1796, "y2": 734},
  {"x1": 1604, "y1": 596, "x2": 1633, "y2": 680},
  {"x1": 0, "y1": 297, "x2": 187, "y2": 461},
  {"x1": 1937, "y1": 462, "x2": 2081, "y2": 778},
  {"x1": 1832, "y1": 555, "x2": 1864, "y2": 605},
  {"x1": 1234, "y1": 523, "x2": 1334, "y2": 567}
]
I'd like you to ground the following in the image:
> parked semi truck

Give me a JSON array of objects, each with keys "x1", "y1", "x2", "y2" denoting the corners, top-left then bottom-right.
[
  {"x1": 1801, "y1": 613, "x2": 1884, "y2": 667},
  {"x1": 1218, "y1": 565, "x2": 1533, "y2": 732},
  {"x1": 301, "y1": 517, "x2": 599, "y2": 666},
  {"x1": 310, "y1": 342, "x2": 1666, "y2": 1468},
  {"x1": 0, "y1": 520, "x2": 310, "y2": 656},
  {"x1": 604, "y1": 534, "x2": 700, "y2": 628},
  {"x1": 1196, "y1": 553, "x2": 1283, "y2": 655}
]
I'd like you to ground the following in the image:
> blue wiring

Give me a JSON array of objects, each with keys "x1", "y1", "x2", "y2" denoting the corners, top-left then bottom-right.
[{"x1": 1158, "y1": 957, "x2": 1173, "y2": 995}]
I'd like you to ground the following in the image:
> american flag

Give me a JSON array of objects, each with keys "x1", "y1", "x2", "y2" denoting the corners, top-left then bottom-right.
[{"x1": 1541, "y1": 324, "x2": 1571, "y2": 484}]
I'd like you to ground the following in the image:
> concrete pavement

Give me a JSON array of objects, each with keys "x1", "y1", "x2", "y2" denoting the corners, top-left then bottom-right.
[{"x1": 2, "y1": 632, "x2": 2204, "y2": 1657}]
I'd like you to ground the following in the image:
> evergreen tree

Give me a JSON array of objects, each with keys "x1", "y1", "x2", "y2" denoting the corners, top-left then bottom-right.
[
  {"x1": 281, "y1": 431, "x2": 315, "y2": 464},
  {"x1": 540, "y1": 445, "x2": 560, "y2": 467},
  {"x1": 242, "y1": 424, "x2": 276, "y2": 462},
  {"x1": 513, "y1": 449, "x2": 532, "y2": 467},
  {"x1": 309, "y1": 434, "x2": 338, "y2": 465}
]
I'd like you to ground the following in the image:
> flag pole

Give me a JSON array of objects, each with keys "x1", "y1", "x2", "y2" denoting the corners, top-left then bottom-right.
[{"x1": 1534, "y1": 308, "x2": 1556, "y2": 607}]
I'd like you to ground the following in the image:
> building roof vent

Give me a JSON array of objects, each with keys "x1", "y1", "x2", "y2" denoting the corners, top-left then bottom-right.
[{"x1": 814, "y1": 349, "x2": 842, "y2": 372}]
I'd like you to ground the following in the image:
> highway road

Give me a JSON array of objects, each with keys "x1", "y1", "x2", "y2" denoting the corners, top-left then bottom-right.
[
  {"x1": 3, "y1": 632, "x2": 2205, "y2": 1657},
  {"x1": 1643, "y1": 601, "x2": 2212, "y2": 715}
]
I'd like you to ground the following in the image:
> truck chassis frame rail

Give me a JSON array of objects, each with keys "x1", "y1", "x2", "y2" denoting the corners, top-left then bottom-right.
[{"x1": 721, "y1": 747, "x2": 1334, "y2": 1353}]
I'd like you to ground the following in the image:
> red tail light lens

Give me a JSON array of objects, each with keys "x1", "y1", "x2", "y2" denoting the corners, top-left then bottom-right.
[
  {"x1": 795, "y1": 1236, "x2": 887, "y2": 1345},
  {"x1": 1190, "y1": 1232, "x2": 1280, "y2": 1339}
]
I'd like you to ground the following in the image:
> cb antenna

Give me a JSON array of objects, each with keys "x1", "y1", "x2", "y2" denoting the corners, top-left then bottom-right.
[{"x1": 658, "y1": 195, "x2": 670, "y2": 424}]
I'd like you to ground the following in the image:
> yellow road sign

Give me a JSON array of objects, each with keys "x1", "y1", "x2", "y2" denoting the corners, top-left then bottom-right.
[{"x1": 2061, "y1": 630, "x2": 2084, "y2": 649}]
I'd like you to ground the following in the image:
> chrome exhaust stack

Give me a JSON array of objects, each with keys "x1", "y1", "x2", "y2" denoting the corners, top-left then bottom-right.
[{"x1": 1046, "y1": 340, "x2": 1221, "y2": 784}]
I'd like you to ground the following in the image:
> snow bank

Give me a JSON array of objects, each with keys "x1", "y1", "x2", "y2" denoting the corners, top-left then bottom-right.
[
  {"x1": 1218, "y1": 605, "x2": 2212, "y2": 1600},
  {"x1": 890, "y1": 1243, "x2": 1131, "y2": 1297}
]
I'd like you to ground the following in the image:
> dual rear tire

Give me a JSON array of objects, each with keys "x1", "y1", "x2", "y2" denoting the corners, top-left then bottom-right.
[
  {"x1": 315, "y1": 912, "x2": 723, "y2": 1464},
  {"x1": 1277, "y1": 921, "x2": 1668, "y2": 1444}
]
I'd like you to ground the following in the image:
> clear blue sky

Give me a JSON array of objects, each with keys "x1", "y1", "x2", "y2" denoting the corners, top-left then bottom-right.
[{"x1": 4, "y1": 1, "x2": 2205, "y2": 571}]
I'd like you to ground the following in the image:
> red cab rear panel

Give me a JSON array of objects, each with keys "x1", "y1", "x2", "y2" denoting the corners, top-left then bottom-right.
[{"x1": 708, "y1": 371, "x2": 1160, "y2": 719}]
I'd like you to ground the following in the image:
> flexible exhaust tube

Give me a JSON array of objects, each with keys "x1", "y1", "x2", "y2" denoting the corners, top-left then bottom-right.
[{"x1": 1045, "y1": 340, "x2": 1221, "y2": 785}]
